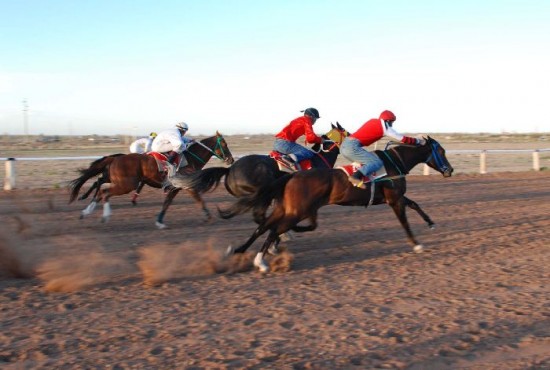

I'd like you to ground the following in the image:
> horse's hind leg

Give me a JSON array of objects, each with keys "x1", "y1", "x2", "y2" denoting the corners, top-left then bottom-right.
[
  {"x1": 404, "y1": 196, "x2": 435, "y2": 229},
  {"x1": 232, "y1": 224, "x2": 270, "y2": 254},
  {"x1": 269, "y1": 214, "x2": 318, "y2": 255},
  {"x1": 255, "y1": 230, "x2": 281, "y2": 273},
  {"x1": 388, "y1": 198, "x2": 423, "y2": 253},
  {"x1": 101, "y1": 187, "x2": 113, "y2": 223},
  {"x1": 80, "y1": 181, "x2": 105, "y2": 219},
  {"x1": 80, "y1": 199, "x2": 99, "y2": 219},
  {"x1": 291, "y1": 214, "x2": 318, "y2": 232},
  {"x1": 79, "y1": 180, "x2": 98, "y2": 201}
]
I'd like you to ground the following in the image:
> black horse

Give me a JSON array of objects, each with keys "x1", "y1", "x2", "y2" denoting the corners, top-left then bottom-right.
[
  {"x1": 219, "y1": 136, "x2": 454, "y2": 272},
  {"x1": 187, "y1": 123, "x2": 349, "y2": 222}
]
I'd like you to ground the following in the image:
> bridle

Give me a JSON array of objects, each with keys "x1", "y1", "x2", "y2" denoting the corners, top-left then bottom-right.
[
  {"x1": 189, "y1": 135, "x2": 232, "y2": 164},
  {"x1": 321, "y1": 128, "x2": 349, "y2": 152},
  {"x1": 424, "y1": 140, "x2": 451, "y2": 174}
]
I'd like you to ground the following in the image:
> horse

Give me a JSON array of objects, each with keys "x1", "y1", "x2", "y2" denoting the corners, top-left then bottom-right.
[
  {"x1": 69, "y1": 132, "x2": 234, "y2": 228},
  {"x1": 187, "y1": 123, "x2": 349, "y2": 223},
  {"x1": 219, "y1": 136, "x2": 453, "y2": 272}
]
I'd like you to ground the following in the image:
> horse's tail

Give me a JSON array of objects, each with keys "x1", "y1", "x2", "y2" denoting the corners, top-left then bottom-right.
[
  {"x1": 187, "y1": 167, "x2": 229, "y2": 194},
  {"x1": 218, "y1": 173, "x2": 294, "y2": 220},
  {"x1": 68, "y1": 154, "x2": 123, "y2": 203}
]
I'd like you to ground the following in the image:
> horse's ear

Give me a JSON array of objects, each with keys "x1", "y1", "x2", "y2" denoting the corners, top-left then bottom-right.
[
  {"x1": 337, "y1": 122, "x2": 343, "y2": 130},
  {"x1": 331, "y1": 122, "x2": 336, "y2": 129}
]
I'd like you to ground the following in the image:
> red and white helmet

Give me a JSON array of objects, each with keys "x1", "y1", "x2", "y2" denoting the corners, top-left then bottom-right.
[{"x1": 379, "y1": 110, "x2": 396, "y2": 122}]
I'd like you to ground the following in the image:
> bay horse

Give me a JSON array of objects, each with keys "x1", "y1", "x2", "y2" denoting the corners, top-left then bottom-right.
[
  {"x1": 219, "y1": 136, "x2": 453, "y2": 272},
  {"x1": 69, "y1": 132, "x2": 234, "y2": 228},
  {"x1": 187, "y1": 123, "x2": 349, "y2": 223}
]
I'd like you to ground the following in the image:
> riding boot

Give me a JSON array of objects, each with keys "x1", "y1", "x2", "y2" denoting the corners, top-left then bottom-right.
[
  {"x1": 348, "y1": 171, "x2": 365, "y2": 188},
  {"x1": 166, "y1": 152, "x2": 178, "y2": 165},
  {"x1": 283, "y1": 154, "x2": 301, "y2": 171}
]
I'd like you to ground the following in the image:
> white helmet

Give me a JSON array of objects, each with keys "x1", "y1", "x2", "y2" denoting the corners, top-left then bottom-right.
[{"x1": 176, "y1": 122, "x2": 189, "y2": 131}]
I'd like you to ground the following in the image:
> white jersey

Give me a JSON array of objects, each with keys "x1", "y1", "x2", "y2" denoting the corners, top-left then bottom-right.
[
  {"x1": 152, "y1": 128, "x2": 193, "y2": 154},
  {"x1": 129, "y1": 137, "x2": 154, "y2": 154}
]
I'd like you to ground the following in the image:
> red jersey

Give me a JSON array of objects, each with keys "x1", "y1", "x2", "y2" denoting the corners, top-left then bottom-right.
[
  {"x1": 350, "y1": 118, "x2": 417, "y2": 146},
  {"x1": 275, "y1": 116, "x2": 322, "y2": 144}
]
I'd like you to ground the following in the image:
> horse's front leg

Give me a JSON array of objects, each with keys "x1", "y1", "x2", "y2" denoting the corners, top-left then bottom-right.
[
  {"x1": 388, "y1": 197, "x2": 423, "y2": 253},
  {"x1": 156, "y1": 186, "x2": 181, "y2": 229},
  {"x1": 131, "y1": 181, "x2": 145, "y2": 206},
  {"x1": 403, "y1": 196, "x2": 435, "y2": 229}
]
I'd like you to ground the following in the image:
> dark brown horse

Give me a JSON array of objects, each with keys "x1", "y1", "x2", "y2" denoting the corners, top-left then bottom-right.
[
  {"x1": 187, "y1": 123, "x2": 349, "y2": 223},
  {"x1": 69, "y1": 132, "x2": 234, "y2": 228},
  {"x1": 219, "y1": 136, "x2": 453, "y2": 272}
]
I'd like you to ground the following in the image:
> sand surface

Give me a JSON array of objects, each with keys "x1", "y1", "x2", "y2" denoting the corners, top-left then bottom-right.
[{"x1": 1, "y1": 170, "x2": 549, "y2": 369}]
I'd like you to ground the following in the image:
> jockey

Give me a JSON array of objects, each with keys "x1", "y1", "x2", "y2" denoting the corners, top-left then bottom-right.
[
  {"x1": 341, "y1": 110, "x2": 426, "y2": 187},
  {"x1": 273, "y1": 108, "x2": 324, "y2": 169},
  {"x1": 129, "y1": 132, "x2": 157, "y2": 154},
  {"x1": 151, "y1": 122, "x2": 194, "y2": 177}
]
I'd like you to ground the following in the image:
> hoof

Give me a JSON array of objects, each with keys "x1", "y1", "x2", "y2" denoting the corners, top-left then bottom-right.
[
  {"x1": 225, "y1": 245, "x2": 235, "y2": 257},
  {"x1": 155, "y1": 221, "x2": 167, "y2": 229},
  {"x1": 413, "y1": 245, "x2": 424, "y2": 253},
  {"x1": 101, "y1": 217, "x2": 109, "y2": 223},
  {"x1": 79, "y1": 214, "x2": 84, "y2": 220},
  {"x1": 280, "y1": 231, "x2": 294, "y2": 242},
  {"x1": 428, "y1": 224, "x2": 435, "y2": 229},
  {"x1": 254, "y1": 253, "x2": 269, "y2": 273},
  {"x1": 267, "y1": 244, "x2": 279, "y2": 256}
]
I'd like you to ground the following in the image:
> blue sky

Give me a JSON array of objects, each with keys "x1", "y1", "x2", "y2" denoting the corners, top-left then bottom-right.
[{"x1": 1, "y1": 0, "x2": 549, "y2": 136}]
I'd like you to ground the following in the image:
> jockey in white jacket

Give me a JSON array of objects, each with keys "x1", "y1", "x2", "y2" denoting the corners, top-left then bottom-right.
[
  {"x1": 129, "y1": 132, "x2": 157, "y2": 154},
  {"x1": 151, "y1": 122, "x2": 194, "y2": 177}
]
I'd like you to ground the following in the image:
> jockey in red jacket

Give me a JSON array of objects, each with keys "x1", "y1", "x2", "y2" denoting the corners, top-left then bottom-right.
[
  {"x1": 273, "y1": 108, "x2": 323, "y2": 167},
  {"x1": 341, "y1": 110, "x2": 425, "y2": 186}
]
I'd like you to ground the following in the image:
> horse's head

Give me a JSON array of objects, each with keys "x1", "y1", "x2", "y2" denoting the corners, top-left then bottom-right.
[
  {"x1": 213, "y1": 131, "x2": 234, "y2": 165},
  {"x1": 423, "y1": 136, "x2": 454, "y2": 177},
  {"x1": 319, "y1": 122, "x2": 350, "y2": 152}
]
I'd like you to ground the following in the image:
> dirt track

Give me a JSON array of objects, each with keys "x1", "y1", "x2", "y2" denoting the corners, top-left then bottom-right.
[{"x1": 1, "y1": 171, "x2": 549, "y2": 369}]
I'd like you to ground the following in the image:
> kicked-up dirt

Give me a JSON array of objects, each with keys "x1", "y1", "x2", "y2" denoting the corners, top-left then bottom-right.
[{"x1": 0, "y1": 171, "x2": 549, "y2": 369}]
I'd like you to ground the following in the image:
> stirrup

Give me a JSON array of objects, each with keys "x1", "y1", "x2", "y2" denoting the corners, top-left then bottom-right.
[{"x1": 348, "y1": 175, "x2": 365, "y2": 189}]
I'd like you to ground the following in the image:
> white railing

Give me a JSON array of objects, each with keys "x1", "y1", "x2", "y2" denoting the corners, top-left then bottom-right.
[
  {"x1": 2, "y1": 149, "x2": 550, "y2": 190},
  {"x1": 422, "y1": 149, "x2": 550, "y2": 175}
]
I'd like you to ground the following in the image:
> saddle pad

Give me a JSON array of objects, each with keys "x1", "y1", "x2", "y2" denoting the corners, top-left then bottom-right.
[
  {"x1": 147, "y1": 152, "x2": 169, "y2": 173},
  {"x1": 269, "y1": 151, "x2": 312, "y2": 172},
  {"x1": 338, "y1": 163, "x2": 387, "y2": 183}
]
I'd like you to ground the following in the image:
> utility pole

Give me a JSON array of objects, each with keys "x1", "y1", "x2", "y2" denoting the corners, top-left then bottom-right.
[{"x1": 22, "y1": 99, "x2": 29, "y2": 136}]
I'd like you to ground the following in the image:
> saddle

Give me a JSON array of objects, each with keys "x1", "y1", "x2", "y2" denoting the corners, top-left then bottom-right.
[
  {"x1": 269, "y1": 151, "x2": 312, "y2": 173},
  {"x1": 147, "y1": 151, "x2": 181, "y2": 174}
]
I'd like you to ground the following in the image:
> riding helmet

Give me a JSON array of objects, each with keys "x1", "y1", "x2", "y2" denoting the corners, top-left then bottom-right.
[
  {"x1": 176, "y1": 122, "x2": 189, "y2": 131},
  {"x1": 379, "y1": 110, "x2": 396, "y2": 122},
  {"x1": 301, "y1": 108, "x2": 320, "y2": 119}
]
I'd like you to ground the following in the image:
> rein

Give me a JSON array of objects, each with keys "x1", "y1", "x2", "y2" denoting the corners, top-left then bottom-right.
[{"x1": 188, "y1": 136, "x2": 228, "y2": 164}]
